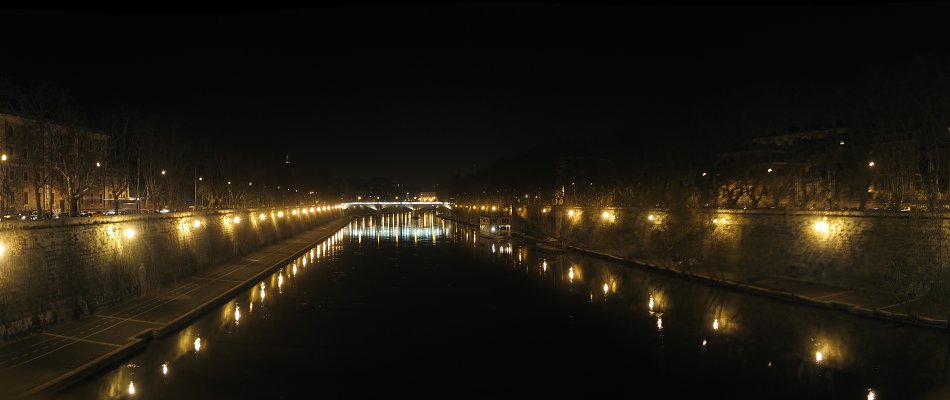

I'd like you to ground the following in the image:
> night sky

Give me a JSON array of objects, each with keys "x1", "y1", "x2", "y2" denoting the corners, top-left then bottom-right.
[{"x1": 2, "y1": 3, "x2": 950, "y2": 186}]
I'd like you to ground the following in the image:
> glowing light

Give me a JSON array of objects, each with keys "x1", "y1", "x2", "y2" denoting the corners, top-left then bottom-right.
[
  {"x1": 1, "y1": 154, "x2": 6, "y2": 161},
  {"x1": 767, "y1": 168, "x2": 773, "y2": 173},
  {"x1": 867, "y1": 389, "x2": 876, "y2": 400},
  {"x1": 602, "y1": 283, "x2": 609, "y2": 294},
  {"x1": 234, "y1": 305, "x2": 241, "y2": 323},
  {"x1": 0, "y1": 243, "x2": 7, "y2": 256},
  {"x1": 234, "y1": 216, "x2": 241, "y2": 224},
  {"x1": 868, "y1": 161, "x2": 875, "y2": 167},
  {"x1": 648, "y1": 214, "x2": 655, "y2": 221},
  {"x1": 656, "y1": 317, "x2": 663, "y2": 331},
  {"x1": 162, "y1": 362, "x2": 168, "y2": 376},
  {"x1": 292, "y1": 209, "x2": 298, "y2": 215},
  {"x1": 310, "y1": 207, "x2": 315, "y2": 213},
  {"x1": 713, "y1": 318, "x2": 719, "y2": 330},
  {"x1": 813, "y1": 220, "x2": 829, "y2": 233},
  {"x1": 278, "y1": 273, "x2": 284, "y2": 289},
  {"x1": 568, "y1": 210, "x2": 575, "y2": 217},
  {"x1": 161, "y1": 170, "x2": 166, "y2": 175},
  {"x1": 491, "y1": 206, "x2": 497, "y2": 211},
  {"x1": 542, "y1": 260, "x2": 547, "y2": 271},
  {"x1": 648, "y1": 295, "x2": 655, "y2": 311},
  {"x1": 194, "y1": 337, "x2": 202, "y2": 352},
  {"x1": 601, "y1": 211, "x2": 611, "y2": 220},
  {"x1": 702, "y1": 172, "x2": 706, "y2": 176},
  {"x1": 702, "y1": 339, "x2": 707, "y2": 347},
  {"x1": 124, "y1": 228, "x2": 136, "y2": 239},
  {"x1": 128, "y1": 381, "x2": 135, "y2": 395},
  {"x1": 278, "y1": 211, "x2": 284, "y2": 218},
  {"x1": 815, "y1": 351, "x2": 823, "y2": 364},
  {"x1": 193, "y1": 219, "x2": 202, "y2": 228},
  {"x1": 260, "y1": 214, "x2": 266, "y2": 221},
  {"x1": 568, "y1": 267, "x2": 575, "y2": 282}
]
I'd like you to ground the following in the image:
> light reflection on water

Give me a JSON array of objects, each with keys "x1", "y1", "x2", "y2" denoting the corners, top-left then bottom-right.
[
  {"x1": 59, "y1": 219, "x2": 350, "y2": 400},
  {"x1": 54, "y1": 211, "x2": 950, "y2": 399},
  {"x1": 446, "y1": 217, "x2": 950, "y2": 399}
]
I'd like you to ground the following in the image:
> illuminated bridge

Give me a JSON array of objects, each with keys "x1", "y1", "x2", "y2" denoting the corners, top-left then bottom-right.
[{"x1": 341, "y1": 201, "x2": 453, "y2": 211}]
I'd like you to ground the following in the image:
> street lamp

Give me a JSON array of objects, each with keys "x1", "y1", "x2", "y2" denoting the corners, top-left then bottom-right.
[
  {"x1": 0, "y1": 154, "x2": 6, "y2": 213},
  {"x1": 193, "y1": 168, "x2": 201, "y2": 211},
  {"x1": 96, "y1": 161, "x2": 102, "y2": 212}
]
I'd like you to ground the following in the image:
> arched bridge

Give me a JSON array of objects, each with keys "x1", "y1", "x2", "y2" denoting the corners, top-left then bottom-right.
[{"x1": 341, "y1": 201, "x2": 453, "y2": 211}]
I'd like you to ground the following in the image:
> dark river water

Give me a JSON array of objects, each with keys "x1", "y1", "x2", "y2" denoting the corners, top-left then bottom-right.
[{"x1": 52, "y1": 211, "x2": 950, "y2": 399}]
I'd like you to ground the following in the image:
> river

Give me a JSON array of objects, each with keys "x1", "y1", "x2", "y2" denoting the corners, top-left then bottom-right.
[{"x1": 52, "y1": 211, "x2": 950, "y2": 399}]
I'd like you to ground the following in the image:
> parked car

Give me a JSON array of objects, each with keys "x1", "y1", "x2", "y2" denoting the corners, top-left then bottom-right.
[{"x1": 28, "y1": 212, "x2": 55, "y2": 220}]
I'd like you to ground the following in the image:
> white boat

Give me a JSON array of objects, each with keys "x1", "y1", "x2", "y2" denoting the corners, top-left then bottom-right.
[{"x1": 478, "y1": 213, "x2": 511, "y2": 239}]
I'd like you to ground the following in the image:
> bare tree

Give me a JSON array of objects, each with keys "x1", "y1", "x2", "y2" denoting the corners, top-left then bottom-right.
[{"x1": 51, "y1": 110, "x2": 100, "y2": 216}]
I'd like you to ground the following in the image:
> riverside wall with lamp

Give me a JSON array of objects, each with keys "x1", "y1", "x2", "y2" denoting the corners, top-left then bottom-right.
[
  {"x1": 514, "y1": 205, "x2": 950, "y2": 295},
  {"x1": 0, "y1": 206, "x2": 344, "y2": 343}
]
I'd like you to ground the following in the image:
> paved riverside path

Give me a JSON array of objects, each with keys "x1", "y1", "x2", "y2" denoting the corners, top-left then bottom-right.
[{"x1": 0, "y1": 217, "x2": 351, "y2": 399}]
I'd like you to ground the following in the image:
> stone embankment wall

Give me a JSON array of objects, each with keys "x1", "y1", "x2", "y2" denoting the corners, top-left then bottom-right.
[
  {"x1": 0, "y1": 207, "x2": 342, "y2": 343},
  {"x1": 453, "y1": 206, "x2": 950, "y2": 300}
]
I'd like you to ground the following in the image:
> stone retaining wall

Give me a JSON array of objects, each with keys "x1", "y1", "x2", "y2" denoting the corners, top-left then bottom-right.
[{"x1": 0, "y1": 207, "x2": 343, "y2": 343}]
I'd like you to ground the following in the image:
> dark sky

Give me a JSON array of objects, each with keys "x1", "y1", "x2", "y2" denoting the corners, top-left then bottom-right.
[{"x1": 2, "y1": 3, "x2": 949, "y2": 186}]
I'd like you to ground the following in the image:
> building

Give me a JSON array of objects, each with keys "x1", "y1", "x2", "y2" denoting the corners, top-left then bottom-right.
[
  {"x1": 0, "y1": 113, "x2": 117, "y2": 216},
  {"x1": 417, "y1": 192, "x2": 438, "y2": 202}
]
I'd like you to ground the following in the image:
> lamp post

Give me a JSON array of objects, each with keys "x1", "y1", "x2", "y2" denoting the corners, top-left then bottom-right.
[
  {"x1": 160, "y1": 169, "x2": 166, "y2": 210},
  {"x1": 194, "y1": 173, "x2": 203, "y2": 211},
  {"x1": 1, "y1": 153, "x2": 7, "y2": 214},
  {"x1": 96, "y1": 161, "x2": 101, "y2": 213}
]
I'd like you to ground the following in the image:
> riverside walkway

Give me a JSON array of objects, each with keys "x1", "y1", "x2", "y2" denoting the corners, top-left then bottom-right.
[{"x1": 0, "y1": 217, "x2": 351, "y2": 398}]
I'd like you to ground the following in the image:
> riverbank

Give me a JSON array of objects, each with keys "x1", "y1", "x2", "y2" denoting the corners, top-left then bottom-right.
[
  {"x1": 0, "y1": 216, "x2": 351, "y2": 398},
  {"x1": 439, "y1": 212, "x2": 950, "y2": 331}
]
